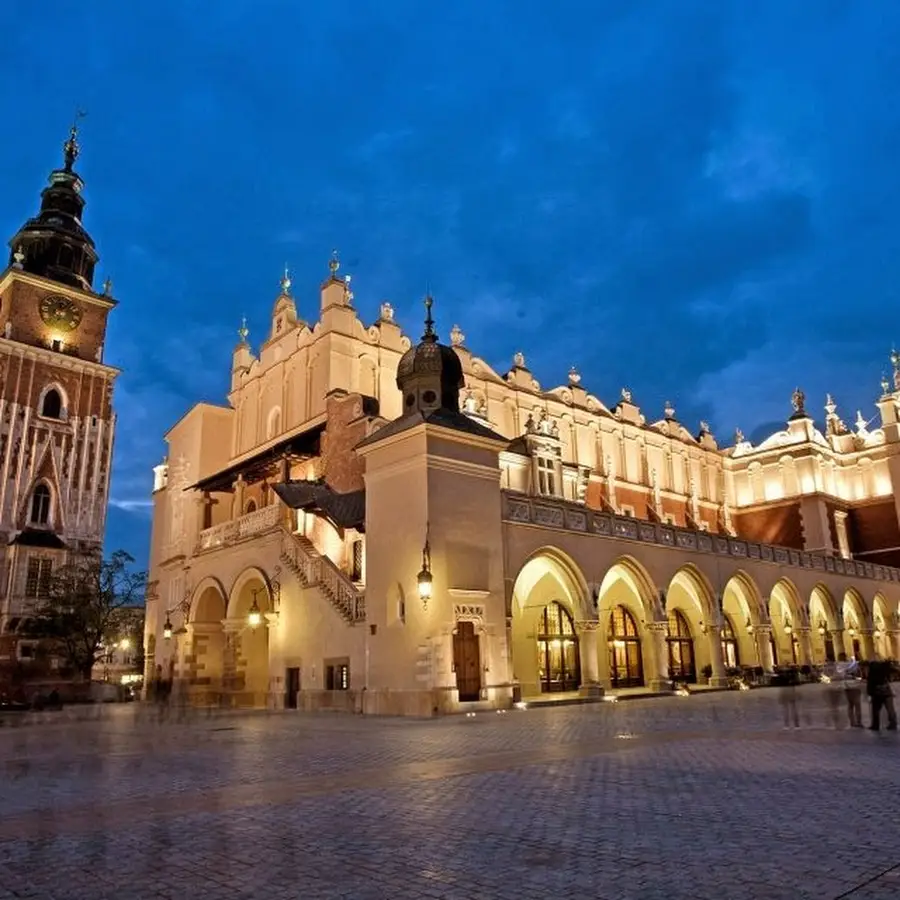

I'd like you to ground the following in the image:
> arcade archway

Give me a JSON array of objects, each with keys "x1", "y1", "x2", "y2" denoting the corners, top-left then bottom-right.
[
  {"x1": 226, "y1": 568, "x2": 273, "y2": 706},
  {"x1": 510, "y1": 550, "x2": 590, "y2": 698}
]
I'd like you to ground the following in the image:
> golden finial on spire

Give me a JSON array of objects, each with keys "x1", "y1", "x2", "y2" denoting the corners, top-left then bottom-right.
[
  {"x1": 328, "y1": 249, "x2": 340, "y2": 278},
  {"x1": 280, "y1": 264, "x2": 292, "y2": 295},
  {"x1": 63, "y1": 109, "x2": 86, "y2": 172},
  {"x1": 423, "y1": 293, "x2": 435, "y2": 340},
  {"x1": 238, "y1": 316, "x2": 249, "y2": 344}
]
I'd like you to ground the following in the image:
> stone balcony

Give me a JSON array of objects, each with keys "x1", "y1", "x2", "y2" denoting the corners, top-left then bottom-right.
[
  {"x1": 197, "y1": 504, "x2": 282, "y2": 552},
  {"x1": 502, "y1": 491, "x2": 900, "y2": 585}
]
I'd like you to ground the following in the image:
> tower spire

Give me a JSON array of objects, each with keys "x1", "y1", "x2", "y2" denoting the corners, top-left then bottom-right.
[
  {"x1": 63, "y1": 110, "x2": 86, "y2": 173},
  {"x1": 422, "y1": 294, "x2": 436, "y2": 342}
]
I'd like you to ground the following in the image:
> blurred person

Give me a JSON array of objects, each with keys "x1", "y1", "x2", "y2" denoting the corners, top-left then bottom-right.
[
  {"x1": 842, "y1": 656, "x2": 864, "y2": 728},
  {"x1": 779, "y1": 668, "x2": 800, "y2": 729},
  {"x1": 867, "y1": 659, "x2": 897, "y2": 732}
]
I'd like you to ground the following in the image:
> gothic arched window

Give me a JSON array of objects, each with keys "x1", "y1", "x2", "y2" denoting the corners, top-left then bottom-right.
[
  {"x1": 667, "y1": 609, "x2": 696, "y2": 683},
  {"x1": 41, "y1": 389, "x2": 62, "y2": 419},
  {"x1": 30, "y1": 484, "x2": 51, "y2": 526}
]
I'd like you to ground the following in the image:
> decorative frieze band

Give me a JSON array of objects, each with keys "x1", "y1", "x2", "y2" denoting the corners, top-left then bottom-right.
[{"x1": 502, "y1": 492, "x2": 899, "y2": 585}]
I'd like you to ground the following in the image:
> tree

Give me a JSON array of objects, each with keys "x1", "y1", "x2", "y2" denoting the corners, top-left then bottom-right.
[{"x1": 31, "y1": 549, "x2": 147, "y2": 681}]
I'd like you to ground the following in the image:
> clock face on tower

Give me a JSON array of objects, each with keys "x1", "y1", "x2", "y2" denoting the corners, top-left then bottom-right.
[{"x1": 39, "y1": 295, "x2": 83, "y2": 332}]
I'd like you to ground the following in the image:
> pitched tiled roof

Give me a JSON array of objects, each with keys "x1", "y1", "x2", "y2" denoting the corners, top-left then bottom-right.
[
  {"x1": 273, "y1": 482, "x2": 366, "y2": 530},
  {"x1": 355, "y1": 407, "x2": 508, "y2": 450}
]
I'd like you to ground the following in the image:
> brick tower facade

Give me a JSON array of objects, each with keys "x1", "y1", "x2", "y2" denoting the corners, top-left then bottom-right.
[{"x1": 0, "y1": 123, "x2": 119, "y2": 642}]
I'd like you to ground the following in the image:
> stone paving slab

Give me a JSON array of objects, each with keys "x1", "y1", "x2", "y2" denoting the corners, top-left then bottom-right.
[{"x1": 0, "y1": 686, "x2": 898, "y2": 899}]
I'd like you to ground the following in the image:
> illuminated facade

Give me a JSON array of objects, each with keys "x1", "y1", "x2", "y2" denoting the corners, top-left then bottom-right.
[
  {"x1": 0, "y1": 126, "x2": 119, "y2": 659},
  {"x1": 146, "y1": 258, "x2": 900, "y2": 714}
]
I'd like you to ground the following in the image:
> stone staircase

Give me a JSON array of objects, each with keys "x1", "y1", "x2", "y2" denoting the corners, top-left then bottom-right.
[{"x1": 280, "y1": 531, "x2": 366, "y2": 625}]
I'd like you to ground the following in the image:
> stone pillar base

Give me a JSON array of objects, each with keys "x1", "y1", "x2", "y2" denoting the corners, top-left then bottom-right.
[
  {"x1": 649, "y1": 679, "x2": 672, "y2": 692},
  {"x1": 579, "y1": 683, "x2": 604, "y2": 699},
  {"x1": 709, "y1": 676, "x2": 730, "y2": 688}
]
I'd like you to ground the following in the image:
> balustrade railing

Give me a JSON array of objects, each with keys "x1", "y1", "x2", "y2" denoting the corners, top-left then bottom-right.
[
  {"x1": 502, "y1": 491, "x2": 900, "y2": 585},
  {"x1": 197, "y1": 504, "x2": 281, "y2": 551},
  {"x1": 280, "y1": 531, "x2": 366, "y2": 624}
]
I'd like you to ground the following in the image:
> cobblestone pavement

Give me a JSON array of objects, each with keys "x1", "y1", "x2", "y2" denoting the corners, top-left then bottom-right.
[{"x1": 0, "y1": 686, "x2": 898, "y2": 899}]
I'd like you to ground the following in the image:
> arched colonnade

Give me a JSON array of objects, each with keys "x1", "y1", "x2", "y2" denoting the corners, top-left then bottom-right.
[
  {"x1": 510, "y1": 548, "x2": 900, "y2": 697},
  {"x1": 165, "y1": 567, "x2": 277, "y2": 707}
]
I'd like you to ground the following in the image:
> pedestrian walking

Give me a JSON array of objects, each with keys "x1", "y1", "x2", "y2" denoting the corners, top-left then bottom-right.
[
  {"x1": 839, "y1": 656, "x2": 864, "y2": 728},
  {"x1": 866, "y1": 659, "x2": 897, "y2": 732}
]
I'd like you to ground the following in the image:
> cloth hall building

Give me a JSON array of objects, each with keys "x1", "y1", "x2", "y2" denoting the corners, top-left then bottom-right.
[{"x1": 146, "y1": 260, "x2": 900, "y2": 714}]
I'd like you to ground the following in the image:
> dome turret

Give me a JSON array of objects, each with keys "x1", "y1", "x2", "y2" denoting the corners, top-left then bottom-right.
[{"x1": 396, "y1": 295, "x2": 464, "y2": 415}]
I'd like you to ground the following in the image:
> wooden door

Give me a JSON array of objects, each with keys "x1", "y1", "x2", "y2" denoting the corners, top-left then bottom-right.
[
  {"x1": 285, "y1": 667, "x2": 300, "y2": 709},
  {"x1": 453, "y1": 622, "x2": 481, "y2": 702}
]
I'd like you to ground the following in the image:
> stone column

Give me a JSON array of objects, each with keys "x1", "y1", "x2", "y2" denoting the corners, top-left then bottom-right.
[
  {"x1": 831, "y1": 628, "x2": 849, "y2": 661},
  {"x1": 576, "y1": 621, "x2": 602, "y2": 698},
  {"x1": 647, "y1": 621, "x2": 671, "y2": 692},
  {"x1": 890, "y1": 630, "x2": 900, "y2": 660},
  {"x1": 706, "y1": 620, "x2": 728, "y2": 687},
  {"x1": 860, "y1": 628, "x2": 876, "y2": 661},
  {"x1": 755, "y1": 625, "x2": 775, "y2": 674},
  {"x1": 233, "y1": 475, "x2": 245, "y2": 519},
  {"x1": 796, "y1": 627, "x2": 812, "y2": 666}
]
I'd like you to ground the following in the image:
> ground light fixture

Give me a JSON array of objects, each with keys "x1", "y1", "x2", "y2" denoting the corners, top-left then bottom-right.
[{"x1": 417, "y1": 524, "x2": 433, "y2": 609}]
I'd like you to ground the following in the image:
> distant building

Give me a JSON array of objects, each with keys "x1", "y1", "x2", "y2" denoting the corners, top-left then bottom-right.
[
  {"x1": 92, "y1": 606, "x2": 144, "y2": 688},
  {"x1": 0, "y1": 124, "x2": 119, "y2": 666},
  {"x1": 146, "y1": 257, "x2": 900, "y2": 714}
]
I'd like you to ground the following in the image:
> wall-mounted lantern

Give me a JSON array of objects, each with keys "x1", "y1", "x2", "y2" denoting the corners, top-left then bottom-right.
[{"x1": 417, "y1": 524, "x2": 433, "y2": 610}]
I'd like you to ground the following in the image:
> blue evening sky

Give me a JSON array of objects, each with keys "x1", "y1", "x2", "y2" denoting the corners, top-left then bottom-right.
[{"x1": 2, "y1": 1, "x2": 899, "y2": 569}]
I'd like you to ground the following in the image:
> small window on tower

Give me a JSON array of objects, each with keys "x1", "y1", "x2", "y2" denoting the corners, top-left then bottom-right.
[
  {"x1": 29, "y1": 484, "x2": 51, "y2": 526},
  {"x1": 41, "y1": 389, "x2": 62, "y2": 419}
]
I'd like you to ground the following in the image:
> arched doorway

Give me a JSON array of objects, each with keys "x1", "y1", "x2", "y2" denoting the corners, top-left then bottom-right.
[
  {"x1": 721, "y1": 573, "x2": 763, "y2": 671},
  {"x1": 666, "y1": 609, "x2": 695, "y2": 683},
  {"x1": 536, "y1": 601, "x2": 581, "y2": 693},
  {"x1": 721, "y1": 615, "x2": 740, "y2": 669},
  {"x1": 609, "y1": 605, "x2": 643, "y2": 688},
  {"x1": 770, "y1": 581, "x2": 802, "y2": 666},
  {"x1": 842, "y1": 592, "x2": 865, "y2": 660},
  {"x1": 809, "y1": 585, "x2": 839, "y2": 664},
  {"x1": 189, "y1": 581, "x2": 227, "y2": 703},
  {"x1": 510, "y1": 550, "x2": 592, "y2": 699},
  {"x1": 226, "y1": 569, "x2": 272, "y2": 707}
]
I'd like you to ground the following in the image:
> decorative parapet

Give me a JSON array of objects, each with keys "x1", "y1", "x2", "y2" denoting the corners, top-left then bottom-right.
[
  {"x1": 501, "y1": 491, "x2": 900, "y2": 584},
  {"x1": 197, "y1": 504, "x2": 281, "y2": 552}
]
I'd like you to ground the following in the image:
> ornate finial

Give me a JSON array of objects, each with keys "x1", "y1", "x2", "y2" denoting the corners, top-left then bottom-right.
[
  {"x1": 11, "y1": 246, "x2": 24, "y2": 270},
  {"x1": 664, "y1": 400, "x2": 675, "y2": 420},
  {"x1": 621, "y1": 387, "x2": 633, "y2": 404},
  {"x1": 422, "y1": 294, "x2": 435, "y2": 341},
  {"x1": 280, "y1": 265, "x2": 292, "y2": 295},
  {"x1": 568, "y1": 366, "x2": 581, "y2": 386},
  {"x1": 735, "y1": 427, "x2": 745, "y2": 444},
  {"x1": 892, "y1": 347, "x2": 900, "y2": 371},
  {"x1": 855, "y1": 410, "x2": 868, "y2": 434},
  {"x1": 881, "y1": 372, "x2": 891, "y2": 396},
  {"x1": 238, "y1": 316, "x2": 249, "y2": 344},
  {"x1": 825, "y1": 393, "x2": 836, "y2": 417},
  {"x1": 328, "y1": 249, "x2": 340, "y2": 278},
  {"x1": 63, "y1": 109, "x2": 86, "y2": 172},
  {"x1": 791, "y1": 387, "x2": 806, "y2": 414},
  {"x1": 513, "y1": 351, "x2": 526, "y2": 369},
  {"x1": 699, "y1": 420, "x2": 710, "y2": 435},
  {"x1": 450, "y1": 324, "x2": 465, "y2": 347},
  {"x1": 102, "y1": 277, "x2": 113, "y2": 297},
  {"x1": 379, "y1": 301, "x2": 394, "y2": 322}
]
